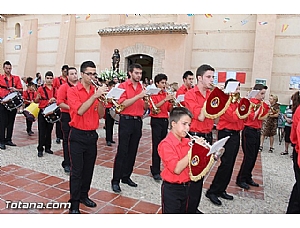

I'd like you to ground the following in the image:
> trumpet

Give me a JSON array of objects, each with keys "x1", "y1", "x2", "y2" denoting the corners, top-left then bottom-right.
[
  {"x1": 165, "y1": 88, "x2": 183, "y2": 107},
  {"x1": 251, "y1": 102, "x2": 262, "y2": 111},
  {"x1": 230, "y1": 92, "x2": 240, "y2": 103},
  {"x1": 91, "y1": 80, "x2": 125, "y2": 113},
  {"x1": 144, "y1": 94, "x2": 161, "y2": 115}
]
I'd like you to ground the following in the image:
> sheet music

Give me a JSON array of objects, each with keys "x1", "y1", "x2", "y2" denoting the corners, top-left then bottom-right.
[
  {"x1": 247, "y1": 90, "x2": 260, "y2": 99},
  {"x1": 224, "y1": 81, "x2": 239, "y2": 94},
  {"x1": 146, "y1": 88, "x2": 161, "y2": 95},
  {"x1": 206, "y1": 136, "x2": 230, "y2": 156},
  {"x1": 176, "y1": 94, "x2": 185, "y2": 102},
  {"x1": 106, "y1": 87, "x2": 125, "y2": 99}
]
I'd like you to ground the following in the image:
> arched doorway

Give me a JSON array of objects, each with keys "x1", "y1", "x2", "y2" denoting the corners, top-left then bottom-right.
[{"x1": 126, "y1": 54, "x2": 153, "y2": 83}]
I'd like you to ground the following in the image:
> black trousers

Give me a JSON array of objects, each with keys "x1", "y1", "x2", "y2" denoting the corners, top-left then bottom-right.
[
  {"x1": 0, "y1": 104, "x2": 17, "y2": 144},
  {"x1": 150, "y1": 117, "x2": 168, "y2": 176},
  {"x1": 161, "y1": 181, "x2": 190, "y2": 214},
  {"x1": 61, "y1": 112, "x2": 71, "y2": 168},
  {"x1": 187, "y1": 131, "x2": 213, "y2": 213},
  {"x1": 237, "y1": 126, "x2": 261, "y2": 183},
  {"x1": 37, "y1": 110, "x2": 54, "y2": 152},
  {"x1": 112, "y1": 115, "x2": 142, "y2": 184},
  {"x1": 287, "y1": 148, "x2": 300, "y2": 213},
  {"x1": 55, "y1": 118, "x2": 63, "y2": 139},
  {"x1": 207, "y1": 129, "x2": 240, "y2": 195},
  {"x1": 105, "y1": 108, "x2": 115, "y2": 142},
  {"x1": 24, "y1": 103, "x2": 33, "y2": 133},
  {"x1": 69, "y1": 127, "x2": 98, "y2": 210}
]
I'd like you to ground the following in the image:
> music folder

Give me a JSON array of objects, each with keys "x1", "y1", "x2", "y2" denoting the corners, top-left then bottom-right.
[
  {"x1": 106, "y1": 87, "x2": 125, "y2": 99},
  {"x1": 224, "y1": 81, "x2": 239, "y2": 94}
]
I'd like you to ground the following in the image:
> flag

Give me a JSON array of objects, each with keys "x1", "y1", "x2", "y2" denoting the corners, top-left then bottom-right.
[
  {"x1": 205, "y1": 14, "x2": 213, "y2": 18},
  {"x1": 281, "y1": 24, "x2": 289, "y2": 32},
  {"x1": 241, "y1": 19, "x2": 248, "y2": 25},
  {"x1": 258, "y1": 21, "x2": 268, "y2": 25},
  {"x1": 218, "y1": 72, "x2": 246, "y2": 83},
  {"x1": 223, "y1": 17, "x2": 230, "y2": 23},
  {"x1": 85, "y1": 14, "x2": 91, "y2": 20}
]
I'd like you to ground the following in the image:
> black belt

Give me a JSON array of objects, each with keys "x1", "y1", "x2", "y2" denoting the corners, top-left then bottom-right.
[
  {"x1": 189, "y1": 131, "x2": 212, "y2": 138},
  {"x1": 221, "y1": 128, "x2": 240, "y2": 134},
  {"x1": 244, "y1": 126, "x2": 261, "y2": 132},
  {"x1": 120, "y1": 115, "x2": 141, "y2": 120},
  {"x1": 163, "y1": 181, "x2": 190, "y2": 187},
  {"x1": 71, "y1": 127, "x2": 97, "y2": 136}
]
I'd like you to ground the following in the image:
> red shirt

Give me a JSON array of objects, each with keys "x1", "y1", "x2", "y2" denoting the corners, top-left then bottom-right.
[
  {"x1": 217, "y1": 102, "x2": 244, "y2": 131},
  {"x1": 118, "y1": 80, "x2": 145, "y2": 117},
  {"x1": 290, "y1": 106, "x2": 300, "y2": 168},
  {"x1": 0, "y1": 74, "x2": 23, "y2": 98},
  {"x1": 57, "y1": 82, "x2": 74, "y2": 113},
  {"x1": 34, "y1": 85, "x2": 57, "y2": 109},
  {"x1": 158, "y1": 131, "x2": 191, "y2": 183},
  {"x1": 53, "y1": 76, "x2": 67, "y2": 89},
  {"x1": 104, "y1": 87, "x2": 114, "y2": 109},
  {"x1": 23, "y1": 90, "x2": 35, "y2": 105},
  {"x1": 67, "y1": 82, "x2": 100, "y2": 130},
  {"x1": 244, "y1": 98, "x2": 269, "y2": 129},
  {"x1": 149, "y1": 90, "x2": 172, "y2": 118},
  {"x1": 185, "y1": 86, "x2": 214, "y2": 133}
]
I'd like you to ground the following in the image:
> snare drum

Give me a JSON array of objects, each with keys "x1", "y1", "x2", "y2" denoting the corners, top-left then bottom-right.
[
  {"x1": 109, "y1": 107, "x2": 120, "y2": 121},
  {"x1": 23, "y1": 102, "x2": 40, "y2": 122},
  {"x1": 42, "y1": 103, "x2": 61, "y2": 124},
  {"x1": 1, "y1": 92, "x2": 24, "y2": 111}
]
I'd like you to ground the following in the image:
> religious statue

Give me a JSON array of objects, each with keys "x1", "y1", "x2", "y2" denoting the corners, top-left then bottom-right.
[{"x1": 112, "y1": 49, "x2": 120, "y2": 73}]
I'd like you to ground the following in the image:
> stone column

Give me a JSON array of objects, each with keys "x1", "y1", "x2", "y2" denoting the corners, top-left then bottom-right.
[{"x1": 251, "y1": 14, "x2": 277, "y2": 94}]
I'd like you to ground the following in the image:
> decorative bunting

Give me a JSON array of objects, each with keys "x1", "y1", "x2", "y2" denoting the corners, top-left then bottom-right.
[
  {"x1": 187, "y1": 14, "x2": 195, "y2": 16},
  {"x1": 258, "y1": 21, "x2": 268, "y2": 25},
  {"x1": 223, "y1": 17, "x2": 230, "y2": 23},
  {"x1": 205, "y1": 14, "x2": 213, "y2": 18},
  {"x1": 0, "y1": 38, "x2": 3, "y2": 44},
  {"x1": 218, "y1": 72, "x2": 246, "y2": 84},
  {"x1": 75, "y1": 15, "x2": 80, "y2": 19},
  {"x1": 241, "y1": 19, "x2": 248, "y2": 25},
  {"x1": 281, "y1": 24, "x2": 289, "y2": 32},
  {"x1": 28, "y1": 30, "x2": 33, "y2": 35},
  {"x1": 85, "y1": 14, "x2": 91, "y2": 20}
]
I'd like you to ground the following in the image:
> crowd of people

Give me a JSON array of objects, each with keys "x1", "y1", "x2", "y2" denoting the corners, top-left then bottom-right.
[{"x1": 0, "y1": 60, "x2": 299, "y2": 214}]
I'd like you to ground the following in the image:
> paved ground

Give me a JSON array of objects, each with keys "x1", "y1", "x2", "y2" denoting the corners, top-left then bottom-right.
[{"x1": 0, "y1": 114, "x2": 296, "y2": 215}]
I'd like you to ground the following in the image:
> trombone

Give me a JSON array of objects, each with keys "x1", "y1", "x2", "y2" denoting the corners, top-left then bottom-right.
[{"x1": 91, "y1": 80, "x2": 125, "y2": 113}]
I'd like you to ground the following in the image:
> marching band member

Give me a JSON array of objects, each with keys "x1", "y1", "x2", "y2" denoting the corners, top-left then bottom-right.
[
  {"x1": 67, "y1": 61, "x2": 106, "y2": 213},
  {"x1": 23, "y1": 81, "x2": 36, "y2": 136},
  {"x1": 149, "y1": 73, "x2": 173, "y2": 181},
  {"x1": 236, "y1": 84, "x2": 269, "y2": 190},
  {"x1": 184, "y1": 64, "x2": 215, "y2": 213},
  {"x1": 56, "y1": 67, "x2": 78, "y2": 173},
  {"x1": 287, "y1": 90, "x2": 300, "y2": 213},
  {"x1": 53, "y1": 64, "x2": 69, "y2": 144},
  {"x1": 176, "y1": 70, "x2": 194, "y2": 106},
  {"x1": 158, "y1": 107, "x2": 194, "y2": 213},
  {"x1": 111, "y1": 63, "x2": 148, "y2": 193},
  {"x1": 0, "y1": 61, "x2": 23, "y2": 149},
  {"x1": 205, "y1": 79, "x2": 245, "y2": 206},
  {"x1": 34, "y1": 71, "x2": 57, "y2": 157},
  {"x1": 105, "y1": 80, "x2": 117, "y2": 146}
]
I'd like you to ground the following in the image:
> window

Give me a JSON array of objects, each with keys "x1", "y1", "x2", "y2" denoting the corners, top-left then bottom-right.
[{"x1": 15, "y1": 23, "x2": 21, "y2": 38}]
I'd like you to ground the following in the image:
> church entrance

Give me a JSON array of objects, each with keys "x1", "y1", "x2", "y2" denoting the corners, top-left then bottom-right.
[{"x1": 126, "y1": 54, "x2": 153, "y2": 83}]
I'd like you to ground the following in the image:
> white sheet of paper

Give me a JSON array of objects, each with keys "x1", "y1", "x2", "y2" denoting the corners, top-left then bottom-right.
[
  {"x1": 206, "y1": 136, "x2": 230, "y2": 156},
  {"x1": 176, "y1": 94, "x2": 185, "y2": 102},
  {"x1": 106, "y1": 87, "x2": 125, "y2": 99},
  {"x1": 224, "y1": 81, "x2": 239, "y2": 94},
  {"x1": 146, "y1": 88, "x2": 161, "y2": 95},
  {"x1": 247, "y1": 90, "x2": 260, "y2": 99}
]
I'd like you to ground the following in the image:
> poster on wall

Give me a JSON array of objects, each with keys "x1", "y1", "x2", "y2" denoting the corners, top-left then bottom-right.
[
  {"x1": 289, "y1": 76, "x2": 300, "y2": 90},
  {"x1": 255, "y1": 78, "x2": 267, "y2": 86}
]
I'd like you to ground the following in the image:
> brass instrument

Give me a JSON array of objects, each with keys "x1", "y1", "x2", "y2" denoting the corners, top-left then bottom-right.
[
  {"x1": 251, "y1": 102, "x2": 261, "y2": 111},
  {"x1": 230, "y1": 92, "x2": 240, "y2": 103},
  {"x1": 91, "y1": 80, "x2": 125, "y2": 113},
  {"x1": 144, "y1": 94, "x2": 161, "y2": 115},
  {"x1": 166, "y1": 88, "x2": 183, "y2": 107}
]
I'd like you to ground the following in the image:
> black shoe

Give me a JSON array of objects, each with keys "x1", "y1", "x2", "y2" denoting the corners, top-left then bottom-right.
[
  {"x1": 112, "y1": 183, "x2": 121, "y2": 193},
  {"x1": 106, "y1": 141, "x2": 112, "y2": 146},
  {"x1": 6, "y1": 141, "x2": 16, "y2": 146},
  {"x1": 69, "y1": 209, "x2": 81, "y2": 214},
  {"x1": 64, "y1": 166, "x2": 70, "y2": 173},
  {"x1": 218, "y1": 191, "x2": 234, "y2": 200},
  {"x1": 111, "y1": 141, "x2": 116, "y2": 144},
  {"x1": 56, "y1": 138, "x2": 61, "y2": 144},
  {"x1": 236, "y1": 181, "x2": 250, "y2": 190},
  {"x1": 38, "y1": 151, "x2": 43, "y2": 157},
  {"x1": 153, "y1": 174, "x2": 162, "y2": 181},
  {"x1": 246, "y1": 180, "x2": 259, "y2": 187},
  {"x1": 27, "y1": 132, "x2": 33, "y2": 136},
  {"x1": 45, "y1": 149, "x2": 53, "y2": 154},
  {"x1": 80, "y1": 197, "x2": 97, "y2": 207},
  {"x1": 205, "y1": 192, "x2": 222, "y2": 206},
  {"x1": 29, "y1": 131, "x2": 34, "y2": 134},
  {"x1": 0, "y1": 143, "x2": 6, "y2": 150},
  {"x1": 121, "y1": 178, "x2": 138, "y2": 187}
]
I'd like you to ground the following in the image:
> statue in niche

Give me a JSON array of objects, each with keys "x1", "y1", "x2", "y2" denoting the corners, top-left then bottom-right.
[{"x1": 112, "y1": 49, "x2": 120, "y2": 73}]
